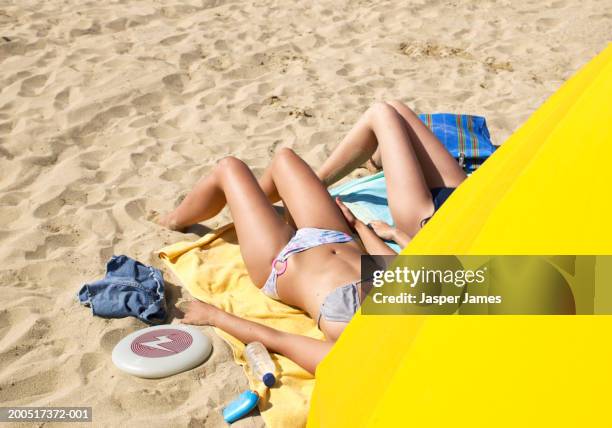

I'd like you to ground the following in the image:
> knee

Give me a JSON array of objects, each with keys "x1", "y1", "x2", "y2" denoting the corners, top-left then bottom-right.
[
  {"x1": 395, "y1": 200, "x2": 436, "y2": 237},
  {"x1": 215, "y1": 156, "x2": 247, "y2": 177},
  {"x1": 271, "y1": 147, "x2": 297, "y2": 167},
  {"x1": 367, "y1": 101, "x2": 397, "y2": 121},
  {"x1": 387, "y1": 99, "x2": 417, "y2": 117},
  {"x1": 387, "y1": 99, "x2": 406, "y2": 110}
]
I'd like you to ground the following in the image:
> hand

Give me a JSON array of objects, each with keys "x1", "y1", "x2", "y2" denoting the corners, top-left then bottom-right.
[
  {"x1": 180, "y1": 300, "x2": 220, "y2": 326},
  {"x1": 367, "y1": 220, "x2": 397, "y2": 241},
  {"x1": 335, "y1": 197, "x2": 357, "y2": 229}
]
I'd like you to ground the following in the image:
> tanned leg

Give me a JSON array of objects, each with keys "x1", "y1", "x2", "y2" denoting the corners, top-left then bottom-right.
[
  {"x1": 159, "y1": 157, "x2": 294, "y2": 286},
  {"x1": 315, "y1": 101, "x2": 467, "y2": 236},
  {"x1": 316, "y1": 101, "x2": 466, "y2": 190},
  {"x1": 317, "y1": 103, "x2": 434, "y2": 236},
  {"x1": 386, "y1": 100, "x2": 466, "y2": 188},
  {"x1": 315, "y1": 108, "x2": 381, "y2": 187},
  {"x1": 259, "y1": 148, "x2": 354, "y2": 234}
]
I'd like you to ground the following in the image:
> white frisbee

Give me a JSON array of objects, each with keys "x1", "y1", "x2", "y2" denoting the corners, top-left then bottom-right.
[{"x1": 111, "y1": 324, "x2": 212, "y2": 378}]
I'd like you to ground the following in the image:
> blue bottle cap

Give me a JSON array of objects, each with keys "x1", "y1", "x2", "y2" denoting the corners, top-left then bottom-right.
[{"x1": 263, "y1": 372, "x2": 276, "y2": 387}]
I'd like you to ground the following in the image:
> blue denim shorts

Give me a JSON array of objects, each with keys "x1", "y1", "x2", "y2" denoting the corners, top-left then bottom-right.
[{"x1": 78, "y1": 255, "x2": 167, "y2": 324}]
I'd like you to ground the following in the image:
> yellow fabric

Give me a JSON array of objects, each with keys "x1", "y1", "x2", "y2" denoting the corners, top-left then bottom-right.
[
  {"x1": 158, "y1": 224, "x2": 324, "y2": 428},
  {"x1": 309, "y1": 43, "x2": 612, "y2": 428}
]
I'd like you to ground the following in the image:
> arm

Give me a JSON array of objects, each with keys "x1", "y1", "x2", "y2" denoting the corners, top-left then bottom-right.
[
  {"x1": 182, "y1": 301, "x2": 333, "y2": 374},
  {"x1": 391, "y1": 228, "x2": 411, "y2": 248},
  {"x1": 354, "y1": 220, "x2": 398, "y2": 255},
  {"x1": 335, "y1": 197, "x2": 406, "y2": 255},
  {"x1": 368, "y1": 220, "x2": 412, "y2": 249}
]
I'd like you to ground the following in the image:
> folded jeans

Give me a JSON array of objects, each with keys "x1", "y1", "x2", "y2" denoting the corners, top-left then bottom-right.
[{"x1": 77, "y1": 255, "x2": 167, "y2": 324}]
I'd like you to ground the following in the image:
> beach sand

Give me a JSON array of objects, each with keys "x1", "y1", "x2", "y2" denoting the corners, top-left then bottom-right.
[{"x1": 0, "y1": 0, "x2": 609, "y2": 426}]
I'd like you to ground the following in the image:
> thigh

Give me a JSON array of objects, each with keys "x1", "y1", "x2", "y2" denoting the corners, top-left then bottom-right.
[
  {"x1": 271, "y1": 149, "x2": 353, "y2": 235},
  {"x1": 368, "y1": 103, "x2": 435, "y2": 236},
  {"x1": 217, "y1": 157, "x2": 294, "y2": 286},
  {"x1": 387, "y1": 100, "x2": 467, "y2": 188}
]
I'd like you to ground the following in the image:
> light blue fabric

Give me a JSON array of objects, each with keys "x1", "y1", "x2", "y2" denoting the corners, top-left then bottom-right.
[
  {"x1": 329, "y1": 172, "x2": 401, "y2": 253},
  {"x1": 77, "y1": 255, "x2": 167, "y2": 324}
]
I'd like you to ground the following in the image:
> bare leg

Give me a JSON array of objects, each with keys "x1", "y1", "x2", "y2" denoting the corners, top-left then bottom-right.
[
  {"x1": 318, "y1": 103, "x2": 435, "y2": 236},
  {"x1": 259, "y1": 148, "x2": 353, "y2": 234},
  {"x1": 316, "y1": 101, "x2": 467, "y2": 235},
  {"x1": 315, "y1": 109, "x2": 380, "y2": 187},
  {"x1": 364, "y1": 151, "x2": 383, "y2": 172},
  {"x1": 317, "y1": 101, "x2": 466, "y2": 189},
  {"x1": 182, "y1": 300, "x2": 334, "y2": 374},
  {"x1": 157, "y1": 169, "x2": 230, "y2": 231},
  {"x1": 386, "y1": 100, "x2": 466, "y2": 188},
  {"x1": 159, "y1": 157, "x2": 294, "y2": 286}
]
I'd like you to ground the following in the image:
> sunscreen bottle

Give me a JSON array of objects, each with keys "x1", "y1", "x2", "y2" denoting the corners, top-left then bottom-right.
[{"x1": 222, "y1": 390, "x2": 259, "y2": 424}]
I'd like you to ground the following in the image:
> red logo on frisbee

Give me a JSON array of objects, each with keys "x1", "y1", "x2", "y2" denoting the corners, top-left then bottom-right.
[{"x1": 131, "y1": 329, "x2": 193, "y2": 358}]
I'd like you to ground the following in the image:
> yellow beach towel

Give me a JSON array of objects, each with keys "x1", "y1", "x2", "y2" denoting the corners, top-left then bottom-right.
[{"x1": 158, "y1": 223, "x2": 324, "y2": 428}]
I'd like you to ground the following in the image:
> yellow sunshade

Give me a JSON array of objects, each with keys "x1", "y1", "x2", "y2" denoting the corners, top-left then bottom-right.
[{"x1": 309, "y1": 44, "x2": 612, "y2": 428}]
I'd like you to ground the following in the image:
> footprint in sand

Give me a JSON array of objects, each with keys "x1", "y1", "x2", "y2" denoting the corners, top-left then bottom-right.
[
  {"x1": 162, "y1": 73, "x2": 188, "y2": 94},
  {"x1": 106, "y1": 17, "x2": 127, "y2": 32},
  {"x1": 114, "y1": 42, "x2": 133, "y2": 54},
  {"x1": 78, "y1": 105, "x2": 132, "y2": 136},
  {"x1": 70, "y1": 21, "x2": 102, "y2": 38},
  {"x1": 53, "y1": 87, "x2": 71, "y2": 110},
  {"x1": 549, "y1": 0, "x2": 568, "y2": 8},
  {"x1": 131, "y1": 91, "x2": 165, "y2": 112},
  {"x1": 32, "y1": 187, "x2": 88, "y2": 219},
  {"x1": 536, "y1": 17, "x2": 559, "y2": 31},
  {"x1": 179, "y1": 50, "x2": 205, "y2": 71},
  {"x1": 336, "y1": 64, "x2": 355, "y2": 76},
  {"x1": 0, "y1": 120, "x2": 13, "y2": 135},
  {"x1": 205, "y1": 55, "x2": 233, "y2": 72},
  {"x1": 0, "y1": 367, "x2": 61, "y2": 403},
  {"x1": 18, "y1": 74, "x2": 49, "y2": 97},
  {"x1": 160, "y1": 33, "x2": 189, "y2": 46},
  {"x1": 78, "y1": 352, "x2": 106, "y2": 382},
  {"x1": 160, "y1": 166, "x2": 184, "y2": 182},
  {"x1": 129, "y1": 151, "x2": 150, "y2": 168},
  {"x1": 100, "y1": 327, "x2": 134, "y2": 352},
  {"x1": 25, "y1": 233, "x2": 81, "y2": 260}
]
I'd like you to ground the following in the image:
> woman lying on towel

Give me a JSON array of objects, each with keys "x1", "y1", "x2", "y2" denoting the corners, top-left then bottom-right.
[{"x1": 157, "y1": 100, "x2": 466, "y2": 373}]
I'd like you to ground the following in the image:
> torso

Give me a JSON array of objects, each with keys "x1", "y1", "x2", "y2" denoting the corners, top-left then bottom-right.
[{"x1": 274, "y1": 240, "x2": 364, "y2": 338}]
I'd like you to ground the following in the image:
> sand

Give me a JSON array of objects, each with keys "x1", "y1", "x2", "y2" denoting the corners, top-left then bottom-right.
[{"x1": 0, "y1": 0, "x2": 609, "y2": 426}]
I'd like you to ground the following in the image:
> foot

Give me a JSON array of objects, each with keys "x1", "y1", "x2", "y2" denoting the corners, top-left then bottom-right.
[
  {"x1": 152, "y1": 210, "x2": 184, "y2": 231},
  {"x1": 364, "y1": 157, "x2": 382, "y2": 173},
  {"x1": 180, "y1": 300, "x2": 220, "y2": 326}
]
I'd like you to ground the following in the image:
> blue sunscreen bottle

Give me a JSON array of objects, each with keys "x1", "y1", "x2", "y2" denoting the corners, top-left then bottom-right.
[{"x1": 222, "y1": 390, "x2": 259, "y2": 424}]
